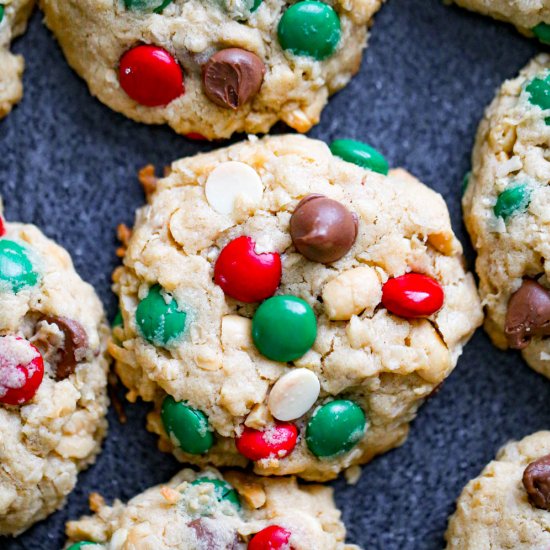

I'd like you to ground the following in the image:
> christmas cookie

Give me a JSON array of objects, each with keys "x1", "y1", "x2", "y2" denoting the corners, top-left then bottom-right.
[
  {"x1": 0, "y1": 0, "x2": 34, "y2": 118},
  {"x1": 110, "y1": 134, "x2": 482, "y2": 481},
  {"x1": 445, "y1": 431, "x2": 550, "y2": 549},
  {"x1": 0, "y1": 204, "x2": 109, "y2": 535},
  {"x1": 462, "y1": 55, "x2": 550, "y2": 378},
  {"x1": 39, "y1": 0, "x2": 384, "y2": 139},
  {"x1": 64, "y1": 467, "x2": 357, "y2": 549},
  {"x1": 451, "y1": 0, "x2": 550, "y2": 43}
]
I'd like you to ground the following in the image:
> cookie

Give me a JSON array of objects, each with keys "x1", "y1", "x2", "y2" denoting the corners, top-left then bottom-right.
[
  {"x1": 110, "y1": 134, "x2": 482, "y2": 481},
  {"x1": 462, "y1": 54, "x2": 550, "y2": 378},
  {"x1": 451, "y1": 0, "x2": 550, "y2": 43},
  {"x1": 446, "y1": 431, "x2": 550, "y2": 549},
  {"x1": 0, "y1": 204, "x2": 109, "y2": 535},
  {"x1": 39, "y1": 0, "x2": 384, "y2": 140},
  {"x1": 0, "y1": 0, "x2": 34, "y2": 118},
  {"x1": 64, "y1": 467, "x2": 357, "y2": 549}
]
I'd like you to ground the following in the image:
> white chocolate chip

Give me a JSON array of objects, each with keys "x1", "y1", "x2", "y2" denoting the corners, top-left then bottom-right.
[
  {"x1": 268, "y1": 368, "x2": 320, "y2": 421},
  {"x1": 322, "y1": 266, "x2": 381, "y2": 321},
  {"x1": 205, "y1": 161, "x2": 263, "y2": 215}
]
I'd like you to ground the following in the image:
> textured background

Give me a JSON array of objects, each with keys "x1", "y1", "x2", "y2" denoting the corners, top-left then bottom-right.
[{"x1": 1, "y1": 0, "x2": 549, "y2": 548}]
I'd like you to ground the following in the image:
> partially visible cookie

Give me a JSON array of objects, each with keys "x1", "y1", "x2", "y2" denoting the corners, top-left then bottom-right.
[
  {"x1": 462, "y1": 54, "x2": 550, "y2": 378},
  {"x1": 446, "y1": 431, "x2": 550, "y2": 549},
  {"x1": 110, "y1": 134, "x2": 482, "y2": 481},
  {"x1": 40, "y1": 0, "x2": 384, "y2": 139},
  {"x1": 64, "y1": 467, "x2": 358, "y2": 549},
  {"x1": 450, "y1": 0, "x2": 550, "y2": 43},
  {"x1": 0, "y1": 0, "x2": 33, "y2": 118},
  {"x1": 0, "y1": 204, "x2": 110, "y2": 535}
]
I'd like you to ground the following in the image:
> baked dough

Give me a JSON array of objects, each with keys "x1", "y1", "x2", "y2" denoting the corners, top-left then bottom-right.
[
  {"x1": 446, "y1": 431, "x2": 550, "y2": 550},
  {"x1": 40, "y1": 0, "x2": 384, "y2": 139},
  {"x1": 64, "y1": 467, "x2": 358, "y2": 549},
  {"x1": 462, "y1": 54, "x2": 550, "y2": 378},
  {"x1": 110, "y1": 134, "x2": 482, "y2": 481},
  {"x1": 450, "y1": 0, "x2": 550, "y2": 41},
  {"x1": 0, "y1": 0, "x2": 34, "y2": 118},
  {"x1": 0, "y1": 203, "x2": 109, "y2": 535}
]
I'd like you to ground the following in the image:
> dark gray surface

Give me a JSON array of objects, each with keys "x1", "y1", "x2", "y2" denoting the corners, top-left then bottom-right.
[{"x1": 0, "y1": 0, "x2": 548, "y2": 548}]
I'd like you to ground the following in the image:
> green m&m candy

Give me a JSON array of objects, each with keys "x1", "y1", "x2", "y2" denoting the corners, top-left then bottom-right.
[
  {"x1": 135, "y1": 284, "x2": 186, "y2": 347},
  {"x1": 112, "y1": 309, "x2": 123, "y2": 328},
  {"x1": 306, "y1": 400, "x2": 366, "y2": 457},
  {"x1": 252, "y1": 295, "x2": 317, "y2": 362},
  {"x1": 191, "y1": 478, "x2": 241, "y2": 509},
  {"x1": 533, "y1": 23, "x2": 550, "y2": 44},
  {"x1": 124, "y1": 0, "x2": 172, "y2": 13},
  {"x1": 161, "y1": 395, "x2": 214, "y2": 455},
  {"x1": 66, "y1": 543, "x2": 97, "y2": 550},
  {"x1": 525, "y1": 72, "x2": 550, "y2": 124},
  {"x1": 277, "y1": 1, "x2": 341, "y2": 60},
  {"x1": 251, "y1": 0, "x2": 262, "y2": 11},
  {"x1": 462, "y1": 171, "x2": 471, "y2": 196},
  {"x1": 494, "y1": 183, "x2": 531, "y2": 220},
  {"x1": 330, "y1": 139, "x2": 389, "y2": 175},
  {"x1": 0, "y1": 240, "x2": 39, "y2": 293},
  {"x1": 0, "y1": 5, "x2": 4, "y2": 24}
]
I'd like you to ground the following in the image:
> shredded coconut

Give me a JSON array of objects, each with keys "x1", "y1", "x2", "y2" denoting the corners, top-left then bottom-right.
[{"x1": 0, "y1": 335, "x2": 39, "y2": 396}]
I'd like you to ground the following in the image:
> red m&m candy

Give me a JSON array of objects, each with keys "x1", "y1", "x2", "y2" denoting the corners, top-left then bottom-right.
[
  {"x1": 236, "y1": 422, "x2": 298, "y2": 461},
  {"x1": 382, "y1": 273, "x2": 444, "y2": 318},
  {"x1": 0, "y1": 215, "x2": 5, "y2": 237},
  {"x1": 248, "y1": 525, "x2": 293, "y2": 550},
  {"x1": 119, "y1": 45, "x2": 184, "y2": 107},
  {"x1": 185, "y1": 133, "x2": 208, "y2": 141},
  {"x1": 0, "y1": 336, "x2": 44, "y2": 405},
  {"x1": 214, "y1": 236, "x2": 281, "y2": 303}
]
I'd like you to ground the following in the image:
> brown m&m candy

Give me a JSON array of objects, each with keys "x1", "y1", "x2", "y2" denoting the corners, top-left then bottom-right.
[
  {"x1": 42, "y1": 316, "x2": 88, "y2": 380},
  {"x1": 202, "y1": 48, "x2": 265, "y2": 110},
  {"x1": 523, "y1": 454, "x2": 550, "y2": 510},
  {"x1": 290, "y1": 194, "x2": 358, "y2": 263},
  {"x1": 504, "y1": 279, "x2": 550, "y2": 349}
]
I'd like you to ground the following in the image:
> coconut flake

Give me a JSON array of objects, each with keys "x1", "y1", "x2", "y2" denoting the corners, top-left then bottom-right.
[{"x1": 0, "y1": 336, "x2": 39, "y2": 396}]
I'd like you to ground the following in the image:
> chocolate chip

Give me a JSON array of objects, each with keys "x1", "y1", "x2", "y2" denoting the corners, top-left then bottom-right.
[
  {"x1": 202, "y1": 48, "x2": 265, "y2": 110},
  {"x1": 43, "y1": 316, "x2": 88, "y2": 380},
  {"x1": 505, "y1": 279, "x2": 550, "y2": 349},
  {"x1": 188, "y1": 518, "x2": 240, "y2": 549},
  {"x1": 289, "y1": 194, "x2": 358, "y2": 264},
  {"x1": 523, "y1": 454, "x2": 550, "y2": 510}
]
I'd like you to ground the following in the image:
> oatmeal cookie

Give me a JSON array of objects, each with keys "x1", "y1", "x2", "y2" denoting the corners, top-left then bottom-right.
[
  {"x1": 446, "y1": 431, "x2": 550, "y2": 549},
  {"x1": 64, "y1": 467, "x2": 357, "y2": 549},
  {"x1": 40, "y1": 0, "x2": 384, "y2": 139},
  {"x1": 462, "y1": 54, "x2": 550, "y2": 378},
  {"x1": 110, "y1": 134, "x2": 482, "y2": 481},
  {"x1": 0, "y1": 204, "x2": 109, "y2": 535}
]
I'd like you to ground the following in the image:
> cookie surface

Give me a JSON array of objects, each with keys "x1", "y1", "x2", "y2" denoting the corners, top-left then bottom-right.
[
  {"x1": 446, "y1": 431, "x2": 550, "y2": 549},
  {"x1": 451, "y1": 0, "x2": 550, "y2": 42},
  {"x1": 0, "y1": 206, "x2": 109, "y2": 535},
  {"x1": 64, "y1": 467, "x2": 357, "y2": 549},
  {"x1": 110, "y1": 134, "x2": 482, "y2": 481},
  {"x1": 462, "y1": 55, "x2": 550, "y2": 378},
  {"x1": 39, "y1": 0, "x2": 383, "y2": 140},
  {"x1": 0, "y1": 0, "x2": 33, "y2": 118}
]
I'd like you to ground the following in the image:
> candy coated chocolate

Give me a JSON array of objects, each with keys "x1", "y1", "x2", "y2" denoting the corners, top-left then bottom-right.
[
  {"x1": 523, "y1": 453, "x2": 550, "y2": 510},
  {"x1": 188, "y1": 519, "x2": 239, "y2": 549},
  {"x1": 43, "y1": 316, "x2": 88, "y2": 380},
  {"x1": 203, "y1": 48, "x2": 265, "y2": 110},
  {"x1": 505, "y1": 279, "x2": 550, "y2": 349},
  {"x1": 160, "y1": 395, "x2": 214, "y2": 454},
  {"x1": 290, "y1": 194, "x2": 358, "y2": 263}
]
